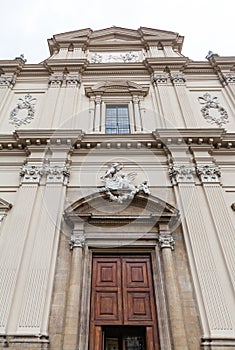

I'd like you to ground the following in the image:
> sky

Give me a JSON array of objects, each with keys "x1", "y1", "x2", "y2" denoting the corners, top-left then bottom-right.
[{"x1": 1, "y1": 0, "x2": 234, "y2": 64}]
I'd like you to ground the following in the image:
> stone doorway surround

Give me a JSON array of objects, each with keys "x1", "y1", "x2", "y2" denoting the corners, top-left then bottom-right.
[{"x1": 59, "y1": 192, "x2": 189, "y2": 350}]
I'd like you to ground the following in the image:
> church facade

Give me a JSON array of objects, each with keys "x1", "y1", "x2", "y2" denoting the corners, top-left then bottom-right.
[{"x1": 0, "y1": 27, "x2": 235, "y2": 350}]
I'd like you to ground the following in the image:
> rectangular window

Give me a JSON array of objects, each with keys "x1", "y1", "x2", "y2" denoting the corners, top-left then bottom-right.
[{"x1": 105, "y1": 105, "x2": 130, "y2": 134}]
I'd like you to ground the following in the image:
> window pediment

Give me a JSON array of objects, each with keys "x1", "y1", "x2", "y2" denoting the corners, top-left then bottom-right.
[{"x1": 85, "y1": 81, "x2": 149, "y2": 97}]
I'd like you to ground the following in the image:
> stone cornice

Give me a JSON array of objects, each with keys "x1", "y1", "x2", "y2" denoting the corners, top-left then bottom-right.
[{"x1": 0, "y1": 129, "x2": 235, "y2": 152}]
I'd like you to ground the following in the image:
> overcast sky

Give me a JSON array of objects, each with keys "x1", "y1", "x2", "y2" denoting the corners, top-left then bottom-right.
[{"x1": 1, "y1": 0, "x2": 234, "y2": 63}]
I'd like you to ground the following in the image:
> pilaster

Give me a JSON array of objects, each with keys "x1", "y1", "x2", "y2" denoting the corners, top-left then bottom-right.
[
  {"x1": 151, "y1": 73, "x2": 176, "y2": 127},
  {"x1": 170, "y1": 73, "x2": 198, "y2": 127},
  {"x1": 169, "y1": 158, "x2": 235, "y2": 346}
]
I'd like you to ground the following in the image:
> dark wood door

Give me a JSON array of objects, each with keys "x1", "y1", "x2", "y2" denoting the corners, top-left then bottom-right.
[{"x1": 90, "y1": 255, "x2": 159, "y2": 350}]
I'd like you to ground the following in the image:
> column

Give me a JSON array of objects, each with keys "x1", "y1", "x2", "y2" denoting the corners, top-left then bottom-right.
[
  {"x1": 94, "y1": 96, "x2": 102, "y2": 132},
  {"x1": 158, "y1": 224, "x2": 189, "y2": 350},
  {"x1": 63, "y1": 223, "x2": 85, "y2": 350},
  {"x1": 132, "y1": 95, "x2": 142, "y2": 132},
  {"x1": 170, "y1": 73, "x2": 198, "y2": 127}
]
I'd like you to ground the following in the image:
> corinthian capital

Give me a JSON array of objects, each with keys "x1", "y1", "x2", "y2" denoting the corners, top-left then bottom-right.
[
  {"x1": 45, "y1": 165, "x2": 70, "y2": 184},
  {"x1": 20, "y1": 165, "x2": 44, "y2": 184},
  {"x1": 168, "y1": 164, "x2": 195, "y2": 184},
  {"x1": 196, "y1": 164, "x2": 221, "y2": 183}
]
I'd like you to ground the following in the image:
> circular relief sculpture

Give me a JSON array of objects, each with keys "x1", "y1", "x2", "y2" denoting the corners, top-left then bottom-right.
[{"x1": 9, "y1": 94, "x2": 37, "y2": 128}]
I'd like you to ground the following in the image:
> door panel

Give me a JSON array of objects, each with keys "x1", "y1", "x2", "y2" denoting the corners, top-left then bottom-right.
[{"x1": 90, "y1": 255, "x2": 159, "y2": 350}]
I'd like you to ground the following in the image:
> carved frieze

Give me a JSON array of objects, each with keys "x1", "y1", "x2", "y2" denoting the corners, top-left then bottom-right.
[
  {"x1": 9, "y1": 94, "x2": 37, "y2": 128},
  {"x1": 198, "y1": 93, "x2": 229, "y2": 127},
  {"x1": 0, "y1": 75, "x2": 15, "y2": 88},
  {"x1": 168, "y1": 164, "x2": 196, "y2": 184},
  {"x1": 158, "y1": 234, "x2": 175, "y2": 250},
  {"x1": 196, "y1": 164, "x2": 221, "y2": 183},
  {"x1": 90, "y1": 51, "x2": 139, "y2": 63}
]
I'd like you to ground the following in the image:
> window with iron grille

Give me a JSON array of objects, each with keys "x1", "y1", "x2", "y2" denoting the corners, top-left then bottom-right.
[{"x1": 105, "y1": 105, "x2": 130, "y2": 134}]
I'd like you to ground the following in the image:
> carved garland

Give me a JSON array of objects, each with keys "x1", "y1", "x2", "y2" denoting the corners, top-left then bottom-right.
[
  {"x1": 9, "y1": 94, "x2": 37, "y2": 128},
  {"x1": 198, "y1": 93, "x2": 229, "y2": 127}
]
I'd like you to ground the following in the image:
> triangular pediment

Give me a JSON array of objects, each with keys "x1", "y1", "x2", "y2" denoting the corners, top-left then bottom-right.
[{"x1": 48, "y1": 26, "x2": 184, "y2": 55}]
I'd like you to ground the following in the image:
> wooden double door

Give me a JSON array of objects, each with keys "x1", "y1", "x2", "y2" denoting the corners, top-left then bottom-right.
[{"x1": 90, "y1": 255, "x2": 159, "y2": 350}]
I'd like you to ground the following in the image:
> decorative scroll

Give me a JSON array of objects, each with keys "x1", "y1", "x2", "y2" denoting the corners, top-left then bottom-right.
[
  {"x1": 100, "y1": 163, "x2": 150, "y2": 204},
  {"x1": 0, "y1": 75, "x2": 15, "y2": 88},
  {"x1": 170, "y1": 73, "x2": 186, "y2": 85},
  {"x1": 9, "y1": 94, "x2": 37, "y2": 128},
  {"x1": 198, "y1": 93, "x2": 229, "y2": 127}
]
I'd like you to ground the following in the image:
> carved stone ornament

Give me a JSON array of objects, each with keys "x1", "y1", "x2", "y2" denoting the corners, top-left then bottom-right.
[
  {"x1": 20, "y1": 165, "x2": 44, "y2": 183},
  {"x1": 170, "y1": 73, "x2": 186, "y2": 85},
  {"x1": 20, "y1": 164, "x2": 70, "y2": 184},
  {"x1": 196, "y1": 164, "x2": 221, "y2": 183},
  {"x1": 151, "y1": 73, "x2": 168, "y2": 85},
  {"x1": 90, "y1": 51, "x2": 139, "y2": 63},
  {"x1": 100, "y1": 163, "x2": 150, "y2": 204},
  {"x1": 158, "y1": 235, "x2": 175, "y2": 250},
  {"x1": 45, "y1": 165, "x2": 70, "y2": 184},
  {"x1": 48, "y1": 75, "x2": 64, "y2": 87},
  {"x1": 69, "y1": 233, "x2": 85, "y2": 249},
  {"x1": 66, "y1": 74, "x2": 81, "y2": 87},
  {"x1": 9, "y1": 94, "x2": 37, "y2": 128},
  {"x1": 198, "y1": 93, "x2": 229, "y2": 127},
  {"x1": 0, "y1": 75, "x2": 15, "y2": 88},
  {"x1": 222, "y1": 72, "x2": 235, "y2": 84},
  {"x1": 168, "y1": 164, "x2": 196, "y2": 184}
]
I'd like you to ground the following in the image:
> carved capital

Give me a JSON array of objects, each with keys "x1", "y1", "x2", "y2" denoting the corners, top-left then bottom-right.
[
  {"x1": 95, "y1": 96, "x2": 102, "y2": 104},
  {"x1": 9, "y1": 94, "x2": 37, "y2": 128},
  {"x1": 69, "y1": 233, "x2": 85, "y2": 249},
  {"x1": 48, "y1": 75, "x2": 64, "y2": 87},
  {"x1": 66, "y1": 74, "x2": 81, "y2": 87},
  {"x1": 20, "y1": 165, "x2": 44, "y2": 184},
  {"x1": 170, "y1": 73, "x2": 186, "y2": 85},
  {"x1": 196, "y1": 164, "x2": 221, "y2": 183},
  {"x1": 158, "y1": 235, "x2": 175, "y2": 250},
  {"x1": 151, "y1": 73, "x2": 168, "y2": 85},
  {"x1": 0, "y1": 75, "x2": 16, "y2": 88},
  {"x1": 45, "y1": 165, "x2": 70, "y2": 184},
  {"x1": 222, "y1": 72, "x2": 235, "y2": 84},
  {"x1": 168, "y1": 164, "x2": 196, "y2": 184}
]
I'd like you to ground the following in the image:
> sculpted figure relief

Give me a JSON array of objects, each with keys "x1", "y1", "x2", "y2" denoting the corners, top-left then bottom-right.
[{"x1": 100, "y1": 163, "x2": 150, "y2": 203}]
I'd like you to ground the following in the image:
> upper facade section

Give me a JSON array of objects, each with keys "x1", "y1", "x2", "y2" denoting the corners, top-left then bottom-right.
[{"x1": 47, "y1": 26, "x2": 185, "y2": 61}]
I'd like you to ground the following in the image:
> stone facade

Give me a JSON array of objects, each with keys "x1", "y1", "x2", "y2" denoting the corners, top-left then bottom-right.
[{"x1": 0, "y1": 27, "x2": 235, "y2": 349}]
